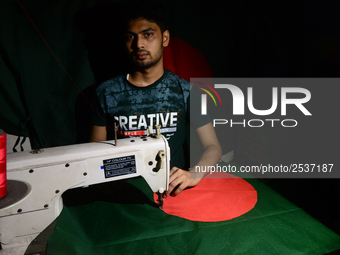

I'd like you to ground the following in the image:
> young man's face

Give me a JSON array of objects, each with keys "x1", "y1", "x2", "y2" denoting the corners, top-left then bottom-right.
[{"x1": 125, "y1": 18, "x2": 169, "y2": 70}]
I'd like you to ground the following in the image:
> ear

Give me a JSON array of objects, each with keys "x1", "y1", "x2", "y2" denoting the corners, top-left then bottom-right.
[{"x1": 163, "y1": 30, "x2": 170, "y2": 47}]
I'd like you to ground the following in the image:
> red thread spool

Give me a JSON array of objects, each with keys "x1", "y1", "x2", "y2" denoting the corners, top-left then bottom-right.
[{"x1": 0, "y1": 130, "x2": 7, "y2": 199}]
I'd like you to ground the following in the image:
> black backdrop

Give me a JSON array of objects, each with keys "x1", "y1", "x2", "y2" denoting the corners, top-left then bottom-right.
[{"x1": 1, "y1": 0, "x2": 339, "y2": 147}]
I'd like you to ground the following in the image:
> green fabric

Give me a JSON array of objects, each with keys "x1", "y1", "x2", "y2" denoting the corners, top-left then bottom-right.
[{"x1": 47, "y1": 167, "x2": 340, "y2": 255}]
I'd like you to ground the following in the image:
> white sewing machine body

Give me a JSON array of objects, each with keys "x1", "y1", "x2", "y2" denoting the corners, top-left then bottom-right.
[{"x1": 0, "y1": 135, "x2": 170, "y2": 255}]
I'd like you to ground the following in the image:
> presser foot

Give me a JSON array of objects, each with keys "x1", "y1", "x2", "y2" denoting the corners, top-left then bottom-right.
[{"x1": 157, "y1": 192, "x2": 164, "y2": 209}]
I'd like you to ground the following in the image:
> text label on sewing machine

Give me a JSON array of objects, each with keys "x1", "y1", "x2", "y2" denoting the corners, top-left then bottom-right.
[{"x1": 103, "y1": 155, "x2": 136, "y2": 178}]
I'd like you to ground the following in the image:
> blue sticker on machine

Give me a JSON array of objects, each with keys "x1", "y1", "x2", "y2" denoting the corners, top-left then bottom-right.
[{"x1": 103, "y1": 155, "x2": 136, "y2": 178}]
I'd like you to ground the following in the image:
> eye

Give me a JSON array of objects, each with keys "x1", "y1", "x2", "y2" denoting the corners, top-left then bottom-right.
[
  {"x1": 144, "y1": 32, "x2": 153, "y2": 38},
  {"x1": 126, "y1": 34, "x2": 134, "y2": 40}
]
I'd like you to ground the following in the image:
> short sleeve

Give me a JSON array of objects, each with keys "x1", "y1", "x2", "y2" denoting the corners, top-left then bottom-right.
[{"x1": 91, "y1": 93, "x2": 107, "y2": 127}]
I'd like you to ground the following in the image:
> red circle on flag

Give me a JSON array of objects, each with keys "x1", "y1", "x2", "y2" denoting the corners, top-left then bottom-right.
[{"x1": 154, "y1": 172, "x2": 257, "y2": 222}]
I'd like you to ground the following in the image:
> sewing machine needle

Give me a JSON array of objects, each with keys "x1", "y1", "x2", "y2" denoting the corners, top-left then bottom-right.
[{"x1": 157, "y1": 192, "x2": 164, "y2": 209}]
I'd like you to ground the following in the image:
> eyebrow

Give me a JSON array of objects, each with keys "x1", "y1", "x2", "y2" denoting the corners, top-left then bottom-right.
[{"x1": 126, "y1": 27, "x2": 157, "y2": 35}]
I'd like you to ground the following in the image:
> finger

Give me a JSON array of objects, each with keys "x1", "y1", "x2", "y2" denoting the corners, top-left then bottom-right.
[
  {"x1": 169, "y1": 167, "x2": 179, "y2": 176},
  {"x1": 171, "y1": 184, "x2": 185, "y2": 196},
  {"x1": 163, "y1": 168, "x2": 179, "y2": 197},
  {"x1": 171, "y1": 179, "x2": 191, "y2": 197},
  {"x1": 169, "y1": 168, "x2": 183, "y2": 183},
  {"x1": 166, "y1": 177, "x2": 182, "y2": 196},
  {"x1": 165, "y1": 174, "x2": 185, "y2": 197},
  {"x1": 169, "y1": 184, "x2": 181, "y2": 197}
]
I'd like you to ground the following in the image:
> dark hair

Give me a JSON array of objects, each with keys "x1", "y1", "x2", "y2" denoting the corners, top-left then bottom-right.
[{"x1": 121, "y1": 0, "x2": 167, "y2": 32}]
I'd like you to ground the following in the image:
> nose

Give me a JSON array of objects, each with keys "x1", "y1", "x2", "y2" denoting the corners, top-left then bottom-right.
[{"x1": 132, "y1": 35, "x2": 145, "y2": 50}]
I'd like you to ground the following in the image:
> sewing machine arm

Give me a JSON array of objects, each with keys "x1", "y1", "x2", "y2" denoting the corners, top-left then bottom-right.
[{"x1": 0, "y1": 135, "x2": 170, "y2": 255}]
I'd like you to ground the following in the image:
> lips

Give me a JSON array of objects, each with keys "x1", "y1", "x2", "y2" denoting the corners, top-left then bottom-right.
[
  {"x1": 134, "y1": 51, "x2": 149, "y2": 60},
  {"x1": 136, "y1": 54, "x2": 148, "y2": 60}
]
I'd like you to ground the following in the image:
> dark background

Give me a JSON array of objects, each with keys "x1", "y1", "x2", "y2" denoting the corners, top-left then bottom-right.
[{"x1": 1, "y1": 0, "x2": 339, "y2": 234}]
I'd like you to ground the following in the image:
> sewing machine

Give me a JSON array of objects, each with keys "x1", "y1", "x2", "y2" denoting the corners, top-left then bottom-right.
[{"x1": 0, "y1": 128, "x2": 170, "y2": 255}]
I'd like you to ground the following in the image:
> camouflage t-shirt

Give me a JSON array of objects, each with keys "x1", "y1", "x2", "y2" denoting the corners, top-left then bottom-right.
[{"x1": 92, "y1": 69, "x2": 208, "y2": 168}]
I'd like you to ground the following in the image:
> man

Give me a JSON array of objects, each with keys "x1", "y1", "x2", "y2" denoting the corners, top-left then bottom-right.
[{"x1": 90, "y1": 0, "x2": 222, "y2": 198}]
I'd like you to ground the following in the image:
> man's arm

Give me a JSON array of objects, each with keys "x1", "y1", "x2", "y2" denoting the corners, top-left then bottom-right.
[
  {"x1": 90, "y1": 125, "x2": 107, "y2": 142},
  {"x1": 163, "y1": 122, "x2": 222, "y2": 198}
]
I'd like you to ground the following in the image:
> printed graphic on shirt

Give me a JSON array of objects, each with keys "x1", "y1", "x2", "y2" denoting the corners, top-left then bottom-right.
[
  {"x1": 93, "y1": 70, "x2": 192, "y2": 168},
  {"x1": 114, "y1": 110, "x2": 183, "y2": 138}
]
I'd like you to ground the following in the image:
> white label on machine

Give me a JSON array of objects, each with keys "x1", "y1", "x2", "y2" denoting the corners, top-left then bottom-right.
[{"x1": 103, "y1": 155, "x2": 136, "y2": 178}]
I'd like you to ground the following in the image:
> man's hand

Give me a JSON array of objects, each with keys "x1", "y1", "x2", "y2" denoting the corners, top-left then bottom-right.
[
  {"x1": 163, "y1": 123, "x2": 222, "y2": 198},
  {"x1": 163, "y1": 167, "x2": 202, "y2": 198}
]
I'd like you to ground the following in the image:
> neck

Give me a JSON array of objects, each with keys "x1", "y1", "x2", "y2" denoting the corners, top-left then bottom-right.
[{"x1": 128, "y1": 59, "x2": 164, "y2": 87}]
